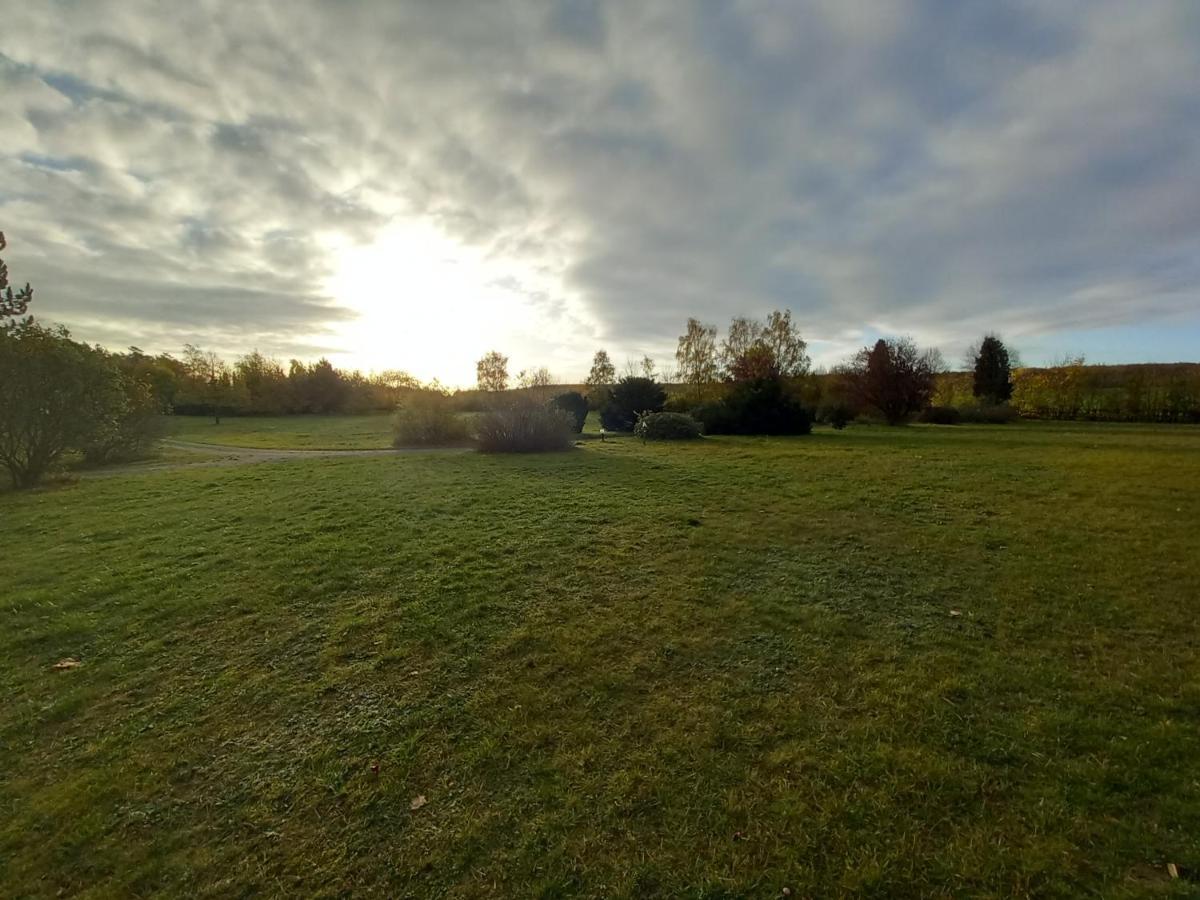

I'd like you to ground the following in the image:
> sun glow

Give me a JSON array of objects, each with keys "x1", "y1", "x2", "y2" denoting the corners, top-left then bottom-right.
[{"x1": 325, "y1": 220, "x2": 545, "y2": 384}]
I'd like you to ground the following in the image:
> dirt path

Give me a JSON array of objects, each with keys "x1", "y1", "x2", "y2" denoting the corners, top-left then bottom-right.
[{"x1": 82, "y1": 439, "x2": 471, "y2": 478}]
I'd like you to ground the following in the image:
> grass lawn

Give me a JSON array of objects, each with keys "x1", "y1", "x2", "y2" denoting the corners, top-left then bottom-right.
[
  {"x1": 3, "y1": 422, "x2": 1199, "y2": 896},
  {"x1": 166, "y1": 413, "x2": 396, "y2": 449}
]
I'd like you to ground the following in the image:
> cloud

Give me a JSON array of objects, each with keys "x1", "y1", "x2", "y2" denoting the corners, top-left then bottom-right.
[{"x1": 1, "y1": 0, "x2": 1197, "y2": 379}]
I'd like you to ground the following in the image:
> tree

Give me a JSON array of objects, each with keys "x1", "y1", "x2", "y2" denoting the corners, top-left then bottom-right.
[
  {"x1": 306, "y1": 358, "x2": 347, "y2": 413},
  {"x1": 721, "y1": 316, "x2": 762, "y2": 374},
  {"x1": 640, "y1": 355, "x2": 657, "y2": 379},
  {"x1": 517, "y1": 366, "x2": 553, "y2": 389},
  {"x1": 0, "y1": 232, "x2": 34, "y2": 318},
  {"x1": 179, "y1": 345, "x2": 243, "y2": 423},
  {"x1": 728, "y1": 343, "x2": 780, "y2": 382},
  {"x1": 839, "y1": 337, "x2": 941, "y2": 425},
  {"x1": 477, "y1": 350, "x2": 509, "y2": 392},
  {"x1": 972, "y1": 335, "x2": 1014, "y2": 404},
  {"x1": 235, "y1": 350, "x2": 288, "y2": 415},
  {"x1": 761, "y1": 310, "x2": 810, "y2": 377},
  {"x1": 586, "y1": 349, "x2": 616, "y2": 388},
  {"x1": 675, "y1": 318, "x2": 719, "y2": 400},
  {"x1": 0, "y1": 319, "x2": 121, "y2": 486}
]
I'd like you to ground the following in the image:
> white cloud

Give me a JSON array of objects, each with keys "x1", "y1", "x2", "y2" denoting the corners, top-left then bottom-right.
[{"x1": 1, "y1": 0, "x2": 1197, "y2": 381}]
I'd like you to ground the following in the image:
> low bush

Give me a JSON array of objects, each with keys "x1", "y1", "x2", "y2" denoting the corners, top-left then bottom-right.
[
  {"x1": 696, "y1": 376, "x2": 812, "y2": 435},
  {"x1": 635, "y1": 412, "x2": 702, "y2": 441},
  {"x1": 550, "y1": 391, "x2": 589, "y2": 433},
  {"x1": 958, "y1": 403, "x2": 1019, "y2": 424},
  {"x1": 0, "y1": 319, "x2": 128, "y2": 487},
  {"x1": 81, "y1": 378, "x2": 167, "y2": 464},
  {"x1": 817, "y1": 401, "x2": 854, "y2": 430},
  {"x1": 919, "y1": 405, "x2": 961, "y2": 425},
  {"x1": 476, "y1": 398, "x2": 574, "y2": 453},
  {"x1": 600, "y1": 376, "x2": 666, "y2": 431},
  {"x1": 662, "y1": 393, "x2": 695, "y2": 414},
  {"x1": 393, "y1": 390, "x2": 472, "y2": 447}
]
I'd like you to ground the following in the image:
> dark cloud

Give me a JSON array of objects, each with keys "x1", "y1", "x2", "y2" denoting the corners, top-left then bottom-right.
[{"x1": 1, "y1": 1, "x2": 1197, "y2": 378}]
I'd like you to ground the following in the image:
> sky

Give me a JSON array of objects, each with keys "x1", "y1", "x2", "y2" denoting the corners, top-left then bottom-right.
[{"x1": 1, "y1": 1, "x2": 1198, "y2": 385}]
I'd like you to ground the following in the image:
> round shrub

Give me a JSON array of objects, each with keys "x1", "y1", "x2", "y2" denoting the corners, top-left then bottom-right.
[
  {"x1": 635, "y1": 412, "x2": 703, "y2": 441},
  {"x1": 393, "y1": 390, "x2": 472, "y2": 447},
  {"x1": 476, "y1": 398, "x2": 574, "y2": 453}
]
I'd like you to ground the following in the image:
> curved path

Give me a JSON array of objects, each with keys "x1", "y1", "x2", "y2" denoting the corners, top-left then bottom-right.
[{"x1": 83, "y1": 439, "x2": 471, "y2": 478}]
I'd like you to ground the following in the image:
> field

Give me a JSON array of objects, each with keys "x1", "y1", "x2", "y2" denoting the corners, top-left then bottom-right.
[
  {"x1": 3, "y1": 422, "x2": 1199, "y2": 896},
  {"x1": 166, "y1": 413, "x2": 397, "y2": 449}
]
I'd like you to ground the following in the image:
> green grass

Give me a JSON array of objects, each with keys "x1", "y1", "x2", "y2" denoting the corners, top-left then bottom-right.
[
  {"x1": 3, "y1": 422, "x2": 1199, "y2": 897},
  {"x1": 166, "y1": 413, "x2": 395, "y2": 449}
]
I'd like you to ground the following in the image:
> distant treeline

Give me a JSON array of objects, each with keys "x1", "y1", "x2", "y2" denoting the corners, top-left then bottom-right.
[
  {"x1": 137, "y1": 340, "x2": 1199, "y2": 425},
  {"x1": 931, "y1": 362, "x2": 1200, "y2": 423}
]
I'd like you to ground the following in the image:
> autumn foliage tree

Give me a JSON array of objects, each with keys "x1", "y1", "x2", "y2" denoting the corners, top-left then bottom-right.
[
  {"x1": 839, "y1": 338, "x2": 941, "y2": 425},
  {"x1": 675, "y1": 318, "x2": 720, "y2": 400},
  {"x1": 476, "y1": 350, "x2": 509, "y2": 392}
]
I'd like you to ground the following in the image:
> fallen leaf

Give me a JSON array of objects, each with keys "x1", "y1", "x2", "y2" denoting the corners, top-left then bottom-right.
[
  {"x1": 949, "y1": 610, "x2": 962, "y2": 617},
  {"x1": 410, "y1": 794, "x2": 427, "y2": 811},
  {"x1": 1167, "y1": 863, "x2": 1179, "y2": 879},
  {"x1": 51, "y1": 658, "x2": 82, "y2": 670}
]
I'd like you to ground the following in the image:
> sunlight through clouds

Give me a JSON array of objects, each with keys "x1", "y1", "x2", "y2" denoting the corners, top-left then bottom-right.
[{"x1": 325, "y1": 220, "x2": 547, "y2": 383}]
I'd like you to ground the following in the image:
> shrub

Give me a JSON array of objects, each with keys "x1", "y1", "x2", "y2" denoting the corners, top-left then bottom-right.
[
  {"x1": 696, "y1": 376, "x2": 812, "y2": 435},
  {"x1": 393, "y1": 390, "x2": 472, "y2": 447},
  {"x1": 635, "y1": 412, "x2": 702, "y2": 441},
  {"x1": 600, "y1": 376, "x2": 666, "y2": 431},
  {"x1": 918, "y1": 405, "x2": 961, "y2": 425},
  {"x1": 662, "y1": 393, "x2": 695, "y2": 414},
  {"x1": 550, "y1": 391, "x2": 589, "y2": 433},
  {"x1": 958, "y1": 403, "x2": 1019, "y2": 424},
  {"x1": 0, "y1": 319, "x2": 124, "y2": 487},
  {"x1": 817, "y1": 401, "x2": 854, "y2": 430},
  {"x1": 476, "y1": 397, "x2": 575, "y2": 453},
  {"x1": 81, "y1": 377, "x2": 167, "y2": 464}
]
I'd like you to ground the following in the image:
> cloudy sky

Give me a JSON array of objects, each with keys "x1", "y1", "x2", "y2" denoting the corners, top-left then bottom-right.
[{"x1": 2, "y1": 1, "x2": 1198, "y2": 384}]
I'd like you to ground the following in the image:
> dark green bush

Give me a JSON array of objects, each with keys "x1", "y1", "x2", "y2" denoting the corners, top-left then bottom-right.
[
  {"x1": 694, "y1": 376, "x2": 811, "y2": 435},
  {"x1": 918, "y1": 405, "x2": 961, "y2": 425},
  {"x1": 817, "y1": 401, "x2": 854, "y2": 430},
  {"x1": 600, "y1": 376, "x2": 666, "y2": 431},
  {"x1": 634, "y1": 412, "x2": 702, "y2": 441},
  {"x1": 958, "y1": 403, "x2": 1019, "y2": 424},
  {"x1": 550, "y1": 391, "x2": 589, "y2": 432},
  {"x1": 476, "y1": 397, "x2": 574, "y2": 453}
]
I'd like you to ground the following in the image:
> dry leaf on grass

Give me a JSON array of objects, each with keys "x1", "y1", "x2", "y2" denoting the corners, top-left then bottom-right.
[
  {"x1": 410, "y1": 795, "x2": 427, "y2": 811},
  {"x1": 51, "y1": 658, "x2": 82, "y2": 670}
]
